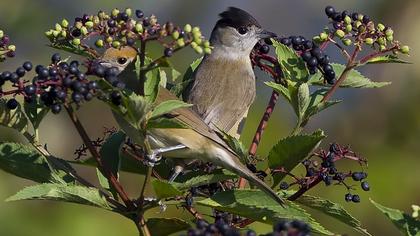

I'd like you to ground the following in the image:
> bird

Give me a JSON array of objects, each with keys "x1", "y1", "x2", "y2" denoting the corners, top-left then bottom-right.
[
  {"x1": 96, "y1": 46, "x2": 285, "y2": 206},
  {"x1": 185, "y1": 7, "x2": 276, "y2": 137}
]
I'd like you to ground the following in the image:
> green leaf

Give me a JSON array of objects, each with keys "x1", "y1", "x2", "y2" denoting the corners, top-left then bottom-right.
[
  {"x1": 171, "y1": 68, "x2": 182, "y2": 81},
  {"x1": 48, "y1": 42, "x2": 94, "y2": 58},
  {"x1": 297, "y1": 83, "x2": 310, "y2": 120},
  {"x1": 151, "y1": 179, "x2": 183, "y2": 199},
  {"x1": 151, "y1": 100, "x2": 192, "y2": 119},
  {"x1": 365, "y1": 55, "x2": 411, "y2": 65},
  {"x1": 146, "y1": 116, "x2": 188, "y2": 129},
  {"x1": 371, "y1": 199, "x2": 420, "y2": 236},
  {"x1": 217, "y1": 130, "x2": 248, "y2": 162},
  {"x1": 147, "y1": 218, "x2": 191, "y2": 236},
  {"x1": 268, "y1": 130, "x2": 326, "y2": 187},
  {"x1": 172, "y1": 169, "x2": 238, "y2": 191},
  {"x1": 24, "y1": 99, "x2": 50, "y2": 129},
  {"x1": 265, "y1": 81, "x2": 293, "y2": 103},
  {"x1": 0, "y1": 142, "x2": 75, "y2": 184},
  {"x1": 0, "y1": 99, "x2": 28, "y2": 133},
  {"x1": 273, "y1": 40, "x2": 309, "y2": 82},
  {"x1": 304, "y1": 89, "x2": 342, "y2": 121},
  {"x1": 197, "y1": 189, "x2": 332, "y2": 235},
  {"x1": 283, "y1": 192, "x2": 371, "y2": 236},
  {"x1": 171, "y1": 57, "x2": 202, "y2": 97},
  {"x1": 6, "y1": 183, "x2": 112, "y2": 210},
  {"x1": 96, "y1": 168, "x2": 110, "y2": 189},
  {"x1": 309, "y1": 63, "x2": 391, "y2": 88}
]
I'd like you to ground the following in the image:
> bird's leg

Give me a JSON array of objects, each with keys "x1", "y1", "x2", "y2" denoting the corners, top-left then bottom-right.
[
  {"x1": 168, "y1": 165, "x2": 184, "y2": 182},
  {"x1": 145, "y1": 144, "x2": 186, "y2": 167}
]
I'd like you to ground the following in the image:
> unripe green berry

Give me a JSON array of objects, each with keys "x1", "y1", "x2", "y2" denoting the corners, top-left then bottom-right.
[
  {"x1": 344, "y1": 16, "x2": 352, "y2": 24},
  {"x1": 385, "y1": 29, "x2": 393, "y2": 37},
  {"x1": 335, "y1": 29, "x2": 345, "y2": 38},
  {"x1": 172, "y1": 31, "x2": 180, "y2": 40},
  {"x1": 377, "y1": 23, "x2": 385, "y2": 31},
  {"x1": 358, "y1": 25, "x2": 366, "y2": 33},
  {"x1": 192, "y1": 26, "x2": 200, "y2": 33},
  {"x1": 345, "y1": 24, "x2": 352, "y2": 32},
  {"x1": 386, "y1": 35, "x2": 393, "y2": 41},
  {"x1": 7, "y1": 45, "x2": 16, "y2": 51},
  {"x1": 194, "y1": 37, "x2": 202, "y2": 45},
  {"x1": 354, "y1": 21, "x2": 362, "y2": 28},
  {"x1": 0, "y1": 30, "x2": 4, "y2": 38},
  {"x1": 45, "y1": 30, "x2": 53, "y2": 37},
  {"x1": 61, "y1": 31, "x2": 67, "y2": 37},
  {"x1": 184, "y1": 24, "x2": 192, "y2": 33},
  {"x1": 380, "y1": 45, "x2": 386, "y2": 51},
  {"x1": 55, "y1": 23, "x2": 62, "y2": 31},
  {"x1": 72, "y1": 38, "x2": 81, "y2": 46},
  {"x1": 204, "y1": 47, "x2": 212, "y2": 54},
  {"x1": 194, "y1": 46, "x2": 203, "y2": 54},
  {"x1": 85, "y1": 21, "x2": 94, "y2": 28},
  {"x1": 203, "y1": 40, "x2": 210, "y2": 48},
  {"x1": 61, "y1": 19, "x2": 69, "y2": 28},
  {"x1": 190, "y1": 42, "x2": 198, "y2": 48},
  {"x1": 75, "y1": 21, "x2": 83, "y2": 29},
  {"x1": 52, "y1": 30, "x2": 60, "y2": 37},
  {"x1": 365, "y1": 38, "x2": 374, "y2": 45},
  {"x1": 400, "y1": 45, "x2": 410, "y2": 54},
  {"x1": 358, "y1": 14, "x2": 364, "y2": 21},
  {"x1": 93, "y1": 16, "x2": 100, "y2": 25},
  {"x1": 342, "y1": 38, "x2": 352, "y2": 46},
  {"x1": 135, "y1": 23, "x2": 143, "y2": 33},
  {"x1": 112, "y1": 40, "x2": 120, "y2": 48},
  {"x1": 125, "y1": 8, "x2": 132, "y2": 16},
  {"x1": 106, "y1": 36, "x2": 113, "y2": 43},
  {"x1": 150, "y1": 15, "x2": 157, "y2": 26},
  {"x1": 312, "y1": 36, "x2": 321, "y2": 42},
  {"x1": 95, "y1": 39, "x2": 104, "y2": 47},
  {"x1": 81, "y1": 26, "x2": 88, "y2": 35},
  {"x1": 377, "y1": 37, "x2": 386, "y2": 45},
  {"x1": 176, "y1": 38, "x2": 185, "y2": 47},
  {"x1": 112, "y1": 8, "x2": 120, "y2": 17},
  {"x1": 320, "y1": 32, "x2": 328, "y2": 40},
  {"x1": 193, "y1": 31, "x2": 202, "y2": 40}
]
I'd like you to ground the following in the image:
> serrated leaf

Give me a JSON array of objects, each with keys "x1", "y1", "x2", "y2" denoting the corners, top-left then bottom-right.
[
  {"x1": 309, "y1": 63, "x2": 391, "y2": 88},
  {"x1": 273, "y1": 40, "x2": 309, "y2": 82},
  {"x1": 0, "y1": 142, "x2": 75, "y2": 184},
  {"x1": 147, "y1": 218, "x2": 191, "y2": 236},
  {"x1": 151, "y1": 100, "x2": 192, "y2": 119},
  {"x1": 268, "y1": 130, "x2": 326, "y2": 187},
  {"x1": 265, "y1": 81, "x2": 292, "y2": 102},
  {"x1": 371, "y1": 199, "x2": 420, "y2": 236},
  {"x1": 151, "y1": 179, "x2": 183, "y2": 199},
  {"x1": 283, "y1": 192, "x2": 371, "y2": 236},
  {"x1": 6, "y1": 183, "x2": 112, "y2": 210},
  {"x1": 48, "y1": 43, "x2": 94, "y2": 58},
  {"x1": 146, "y1": 116, "x2": 188, "y2": 129},
  {"x1": 96, "y1": 168, "x2": 110, "y2": 189},
  {"x1": 171, "y1": 68, "x2": 181, "y2": 81},
  {"x1": 304, "y1": 88, "x2": 342, "y2": 120},
  {"x1": 171, "y1": 57, "x2": 202, "y2": 97},
  {"x1": 24, "y1": 99, "x2": 50, "y2": 129},
  {"x1": 297, "y1": 83, "x2": 310, "y2": 120},
  {"x1": 172, "y1": 169, "x2": 238, "y2": 191},
  {"x1": 197, "y1": 190, "x2": 332, "y2": 235},
  {"x1": 366, "y1": 55, "x2": 411, "y2": 65},
  {"x1": 0, "y1": 99, "x2": 28, "y2": 133}
]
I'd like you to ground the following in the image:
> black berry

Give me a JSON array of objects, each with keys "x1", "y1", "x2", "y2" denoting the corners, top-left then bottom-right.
[
  {"x1": 361, "y1": 181, "x2": 370, "y2": 191},
  {"x1": 24, "y1": 85, "x2": 36, "y2": 95},
  {"x1": 279, "y1": 182, "x2": 289, "y2": 190},
  {"x1": 6, "y1": 98, "x2": 18, "y2": 110},
  {"x1": 135, "y1": 10, "x2": 144, "y2": 18},
  {"x1": 259, "y1": 44, "x2": 270, "y2": 54},
  {"x1": 51, "y1": 53, "x2": 61, "y2": 63},
  {"x1": 352, "y1": 194, "x2": 361, "y2": 203},
  {"x1": 345, "y1": 193, "x2": 352, "y2": 202},
  {"x1": 23, "y1": 61, "x2": 33, "y2": 71},
  {"x1": 51, "y1": 104, "x2": 62, "y2": 114},
  {"x1": 164, "y1": 48, "x2": 173, "y2": 57},
  {"x1": 16, "y1": 67, "x2": 26, "y2": 77},
  {"x1": 325, "y1": 6, "x2": 336, "y2": 18}
]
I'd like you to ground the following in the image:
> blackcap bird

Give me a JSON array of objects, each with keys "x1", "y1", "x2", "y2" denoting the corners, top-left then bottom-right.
[{"x1": 96, "y1": 46, "x2": 285, "y2": 205}]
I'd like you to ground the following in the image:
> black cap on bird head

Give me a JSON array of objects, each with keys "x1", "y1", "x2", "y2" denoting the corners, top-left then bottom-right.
[{"x1": 216, "y1": 7, "x2": 261, "y2": 29}]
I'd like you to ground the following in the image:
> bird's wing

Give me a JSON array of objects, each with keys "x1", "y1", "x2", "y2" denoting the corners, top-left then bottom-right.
[{"x1": 156, "y1": 87, "x2": 235, "y2": 153}]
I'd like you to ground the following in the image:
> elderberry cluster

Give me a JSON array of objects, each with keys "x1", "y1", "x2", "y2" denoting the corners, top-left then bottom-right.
[
  {"x1": 277, "y1": 143, "x2": 369, "y2": 203},
  {"x1": 314, "y1": 6, "x2": 409, "y2": 54},
  {"x1": 279, "y1": 36, "x2": 335, "y2": 84},
  {"x1": 45, "y1": 8, "x2": 211, "y2": 58},
  {"x1": 0, "y1": 30, "x2": 16, "y2": 62},
  {"x1": 0, "y1": 52, "x2": 125, "y2": 113}
]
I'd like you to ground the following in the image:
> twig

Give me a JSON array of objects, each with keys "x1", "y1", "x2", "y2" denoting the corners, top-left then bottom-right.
[{"x1": 64, "y1": 105, "x2": 135, "y2": 210}]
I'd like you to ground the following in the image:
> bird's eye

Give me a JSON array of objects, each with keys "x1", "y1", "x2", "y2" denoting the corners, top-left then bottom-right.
[
  {"x1": 237, "y1": 26, "x2": 248, "y2": 35},
  {"x1": 117, "y1": 57, "x2": 128, "y2": 65}
]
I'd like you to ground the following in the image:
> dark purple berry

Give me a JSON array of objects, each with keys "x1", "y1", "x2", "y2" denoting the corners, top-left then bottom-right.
[
  {"x1": 333, "y1": 22, "x2": 342, "y2": 30},
  {"x1": 306, "y1": 167, "x2": 316, "y2": 177},
  {"x1": 16, "y1": 67, "x2": 26, "y2": 77},
  {"x1": 324, "y1": 176, "x2": 333, "y2": 186},
  {"x1": 63, "y1": 76, "x2": 73, "y2": 87},
  {"x1": 6, "y1": 99, "x2": 18, "y2": 110},
  {"x1": 142, "y1": 18, "x2": 150, "y2": 27},
  {"x1": 325, "y1": 69, "x2": 336, "y2": 81},
  {"x1": 323, "y1": 64, "x2": 334, "y2": 73},
  {"x1": 72, "y1": 92, "x2": 82, "y2": 103},
  {"x1": 135, "y1": 9, "x2": 144, "y2": 18},
  {"x1": 107, "y1": 19, "x2": 116, "y2": 28},
  {"x1": 24, "y1": 85, "x2": 36, "y2": 95},
  {"x1": 352, "y1": 194, "x2": 360, "y2": 203},
  {"x1": 196, "y1": 219, "x2": 208, "y2": 229},
  {"x1": 352, "y1": 172, "x2": 364, "y2": 181},
  {"x1": 7, "y1": 51, "x2": 16, "y2": 58},
  {"x1": 84, "y1": 92, "x2": 93, "y2": 101},
  {"x1": 291, "y1": 36, "x2": 303, "y2": 45},
  {"x1": 164, "y1": 48, "x2": 173, "y2": 57},
  {"x1": 51, "y1": 104, "x2": 62, "y2": 114},
  {"x1": 362, "y1": 15, "x2": 371, "y2": 24},
  {"x1": 147, "y1": 28, "x2": 156, "y2": 35},
  {"x1": 69, "y1": 66, "x2": 79, "y2": 75},
  {"x1": 303, "y1": 40, "x2": 313, "y2": 50},
  {"x1": 302, "y1": 52, "x2": 312, "y2": 62},
  {"x1": 1, "y1": 71, "x2": 11, "y2": 80},
  {"x1": 38, "y1": 68, "x2": 49, "y2": 78},
  {"x1": 351, "y1": 12, "x2": 359, "y2": 21},
  {"x1": 307, "y1": 57, "x2": 318, "y2": 67},
  {"x1": 60, "y1": 62, "x2": 69, "y2": 71},
  {"x1": 333, "y1": 12, "x2": 343, "y2": 22},
  {"x1": 329, "y1": 167, "x2": 337, "y2": 175},
  {"x1": 126, "y1": 38, "x2": 135, "y2": 46},
  {"x1": 279, "y1": 182, "x2": 289, "y2": 190},
  {"x1": 325, "y1": 6, "x2": 336, "y2": 18},
  {"x1": 345, "y1": 193, "x2": 352, "y2": 202},
  {"x1": 112, "y1": 81, "x2": 125, "y2": 89},
  {"x1": 77, "y1": 72, "x2": 86, "y2": 80},
  {"x1": 71, "y1": 29, "x2": 81, "y2": 37},
  {"x1": 319, "y1": 55, "x2": 330, "y2": 65},
  {"x1": 56, "y1": 90, "x2": 67, "y2": 101},
  {"x1": 361, "y1": 181, "x2": 370, "y2": 191},
  {"x1": 246, "y1": 230, "x2": 257, "y2": 236},
  {"x1": 105, "y1": 67, "x2": 119, "y2": 77},
  {"x1": 342, "y1": 10, "x2": 349, "y2": 18},
  {"x1": 51, "y1": 53, "x2": 61, "y2": 63},
  {"x1": 259, "y1": 44, "x2": 270, "y2": 54},
  {"x1": 246, "y1": 163, "x2": 257, "y2": 173},
  {"x1": 309, "y1": 67, "x2": 318, "y2": 75},
  {"x1": 9, "y1": 73, "x2": 19, "y2": 83},
  {"x1": 119, "y1": 12, "x2": 129, "y2": 21},
  {"x1": 88, "y1": 81, "x2": 99, "y2": 90},
  {"x1": 49, "y1": 68, "x2": 58, "y2": 77},
  {"x1": 280, "y1": 37, "x2": 291, "y2": 46},
  {"x1": 22, "y1": 61, "x2": 33, "y2": 71}
]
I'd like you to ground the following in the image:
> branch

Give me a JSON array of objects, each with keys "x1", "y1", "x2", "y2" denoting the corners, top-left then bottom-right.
[{"x1": 64, "y1": 105, "x2": 135, "y2": 210}]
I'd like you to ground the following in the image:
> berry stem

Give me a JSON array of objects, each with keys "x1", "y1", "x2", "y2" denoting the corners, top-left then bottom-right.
[
  {"x1": 327, "y1": 37, "x2": 351, "y2": 60},
  {"x1": 287, "y1": 176, "x2": 322, "y2": 201},
  {"x1": 64, "y1": 104, "x2": 135, "y2": 210}
]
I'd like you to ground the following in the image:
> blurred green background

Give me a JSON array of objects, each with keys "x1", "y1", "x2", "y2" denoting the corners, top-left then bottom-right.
[{"x1": 0, "y1": 0, "x2": 418, "y2": 235}]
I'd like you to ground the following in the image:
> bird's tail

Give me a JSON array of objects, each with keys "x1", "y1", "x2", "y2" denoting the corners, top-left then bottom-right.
[{"x1": 224, "y1": 154, "x2": 285, "y2": 206}]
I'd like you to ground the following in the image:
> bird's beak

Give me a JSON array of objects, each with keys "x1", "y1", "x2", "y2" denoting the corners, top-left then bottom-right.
[{"x1": 258, "y1": 29, "x2": 277, "y2": 39}]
